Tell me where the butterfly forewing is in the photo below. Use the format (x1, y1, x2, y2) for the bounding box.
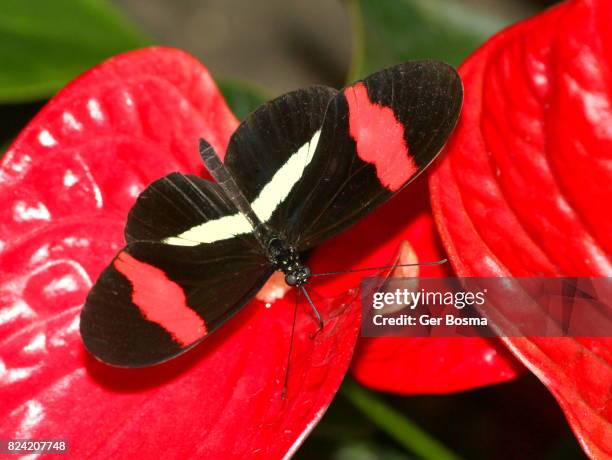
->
(81, 241, 271, 366)
(81, 172, 272, 367)
(291, 60, 463, 249)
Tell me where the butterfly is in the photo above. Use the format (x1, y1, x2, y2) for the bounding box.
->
(80, 60, 463, 367)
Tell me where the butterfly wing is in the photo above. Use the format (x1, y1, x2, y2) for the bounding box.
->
(223, 85, 338, 240)
(81, 61, 461, 365)
(222, 61, 462, 250)
(80, 173, 272, 367)
(292, 60, 463, 249)
(124, 172, 259, 246)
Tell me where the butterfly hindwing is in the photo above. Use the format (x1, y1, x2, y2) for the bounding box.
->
(125, 172, 257, 246)
(223, 85, 338, 241)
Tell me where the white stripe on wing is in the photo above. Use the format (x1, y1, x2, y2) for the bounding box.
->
(162, 130, 321, 246)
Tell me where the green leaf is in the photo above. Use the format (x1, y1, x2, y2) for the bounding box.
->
(341, 379, 462, 460)
(0, 0, 149, 103)
(346, 0, 515, 80)
(217, 78, 270, 120)
(333, 442, 414, 460)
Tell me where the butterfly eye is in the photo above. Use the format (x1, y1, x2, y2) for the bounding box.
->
(285, 273, 297, 286)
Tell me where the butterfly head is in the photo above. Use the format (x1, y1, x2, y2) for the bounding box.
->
(267, 238, 311, 287)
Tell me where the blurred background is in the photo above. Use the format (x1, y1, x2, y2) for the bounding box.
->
(112, 0, 543, 94)
(0, 0, 585, 458)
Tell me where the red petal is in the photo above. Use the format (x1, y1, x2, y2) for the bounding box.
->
(310, 176, 522, 393)
(0, 47, 360, 458)
(430, 1, 612, 456)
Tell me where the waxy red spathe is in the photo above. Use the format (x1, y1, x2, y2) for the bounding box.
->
(430, 0, 612, 457)
(0, 48, 360, 458)
(0, 47, 513, 457)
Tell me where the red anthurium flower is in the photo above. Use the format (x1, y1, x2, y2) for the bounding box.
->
(0, 47, 361, 459)
(430, 0, 612, 457)
(0, 42, 535, 458)
(0, 43, 528, 460)
(348, 181, 522, 393)
(337, 176, 523, 394)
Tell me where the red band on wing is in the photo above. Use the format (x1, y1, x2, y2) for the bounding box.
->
(344, 83, 416, 191)
(114, 251, 207, 346)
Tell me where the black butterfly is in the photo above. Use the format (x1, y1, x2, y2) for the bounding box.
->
(80, 60, 462, 367)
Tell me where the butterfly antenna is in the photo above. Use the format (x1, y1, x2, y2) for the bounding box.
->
(310, 258, 448, 278)
(199, 139, 271, 246)
(282, 288, 301, 400)
(300, 285, 324, 330)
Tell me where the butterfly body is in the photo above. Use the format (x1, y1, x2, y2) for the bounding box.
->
(200, 138, 312, 287)
(80, 60, 463, 367)
(267, 238, 311, 287)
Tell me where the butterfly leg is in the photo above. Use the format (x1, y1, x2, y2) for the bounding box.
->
(281, 288, 301, 400)
(300, 286, 325, 336)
